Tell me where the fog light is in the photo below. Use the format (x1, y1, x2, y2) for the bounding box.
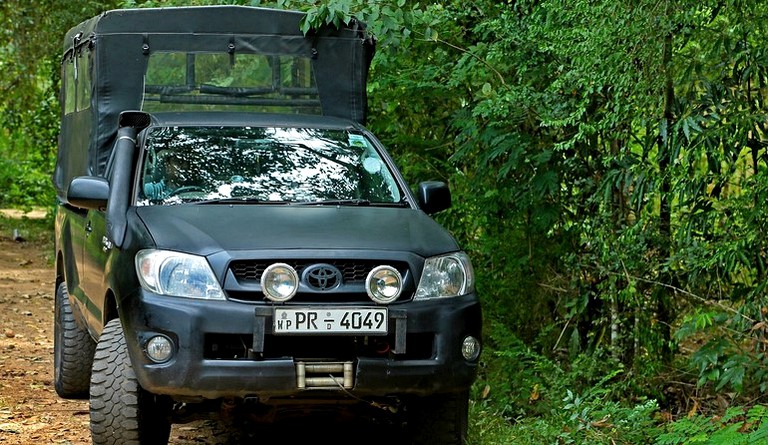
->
(261, 263, 299, 302)
(146, 335, 174, 363)
(365, 265, 403, 304)
(461, 335, 481, 361)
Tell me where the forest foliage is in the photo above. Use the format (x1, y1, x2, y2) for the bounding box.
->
(3, 0, 768, 443)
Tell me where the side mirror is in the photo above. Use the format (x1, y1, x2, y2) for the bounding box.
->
(418, 181, 451, 214)
(67, 176, 110, 210)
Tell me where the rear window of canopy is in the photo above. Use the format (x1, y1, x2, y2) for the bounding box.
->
(143, 52, 320, 114)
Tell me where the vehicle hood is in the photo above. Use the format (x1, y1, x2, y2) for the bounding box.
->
(134, 205, 459, 258)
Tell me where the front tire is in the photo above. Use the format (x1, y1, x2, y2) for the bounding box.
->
(406, 391, 469, 445)
(53, 281, 95, 398)
(90, 318, 172, 445)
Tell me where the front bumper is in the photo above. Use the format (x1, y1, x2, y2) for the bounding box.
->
(121, 291, 482, 400)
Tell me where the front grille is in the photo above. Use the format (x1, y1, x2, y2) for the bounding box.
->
(226, 259, 413, 303)
(230, 259, 405, 284)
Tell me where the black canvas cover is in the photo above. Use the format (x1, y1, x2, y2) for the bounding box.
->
(54, 6, 376, 200)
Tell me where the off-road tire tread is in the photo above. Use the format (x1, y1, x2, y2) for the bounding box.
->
(53, 282, 95, 398)
(89, 318, 171, 445)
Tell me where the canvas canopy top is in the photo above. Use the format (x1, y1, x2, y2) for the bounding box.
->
(54, 5, 375, 200)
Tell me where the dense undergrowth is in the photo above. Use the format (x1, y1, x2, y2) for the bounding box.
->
(468, 332, 768, 444)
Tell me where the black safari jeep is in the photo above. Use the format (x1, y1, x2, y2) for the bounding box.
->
(53, 5, 481, 444)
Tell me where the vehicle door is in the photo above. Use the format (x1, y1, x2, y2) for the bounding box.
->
(79, 206, 110, 334)
(79, 149, 130, 335)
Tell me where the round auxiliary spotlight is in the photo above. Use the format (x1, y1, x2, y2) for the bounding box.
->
(365, 265, 403, 304)
(261, 263, 299, 302)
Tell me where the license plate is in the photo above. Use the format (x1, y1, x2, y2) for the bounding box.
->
(273, 307, 388, 334)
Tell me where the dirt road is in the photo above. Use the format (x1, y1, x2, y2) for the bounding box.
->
(0, 220, 406, 445)
(0, 224, 218, 445)
(0, 225, 91, 444)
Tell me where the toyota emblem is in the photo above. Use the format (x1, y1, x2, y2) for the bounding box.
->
(303, 264, 343, 291)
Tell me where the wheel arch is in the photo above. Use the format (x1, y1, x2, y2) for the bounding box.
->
(55, 249, 66, 288)
(103, 290, 119, 325)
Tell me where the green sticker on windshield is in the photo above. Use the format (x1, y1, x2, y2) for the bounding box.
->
(348, 134, 367, 148)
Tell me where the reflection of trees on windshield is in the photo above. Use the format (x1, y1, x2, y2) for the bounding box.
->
(139, 126, 401, 205)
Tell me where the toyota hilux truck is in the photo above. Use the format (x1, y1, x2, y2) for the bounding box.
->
(52, 5, 482, 445)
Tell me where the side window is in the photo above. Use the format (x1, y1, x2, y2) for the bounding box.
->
(63, 58, 76, 115)
(76, 52, 91, 111)
(62, 48, 92, 115)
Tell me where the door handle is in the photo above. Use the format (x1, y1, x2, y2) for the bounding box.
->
(101, 236, 113, 252)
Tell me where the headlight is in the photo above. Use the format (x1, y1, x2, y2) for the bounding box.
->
(261, 263, 299, 302)
(414, 252, 474, 300)
(366, 265, 403, 304)
(135, 249, 225, 300)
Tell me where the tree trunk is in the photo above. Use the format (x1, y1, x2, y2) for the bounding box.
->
(656, 29, 675, 364)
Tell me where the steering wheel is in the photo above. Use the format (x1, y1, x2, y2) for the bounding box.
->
(169, 186, 205, 196)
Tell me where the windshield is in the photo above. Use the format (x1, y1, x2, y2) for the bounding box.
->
(138, 126, 403, 206)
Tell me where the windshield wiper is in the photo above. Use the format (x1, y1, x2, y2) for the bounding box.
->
(192, 197, 409, 207)
(292, 199, 409, 207)
(192, 197, 289, 205)
(293, 199, 372, 206)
